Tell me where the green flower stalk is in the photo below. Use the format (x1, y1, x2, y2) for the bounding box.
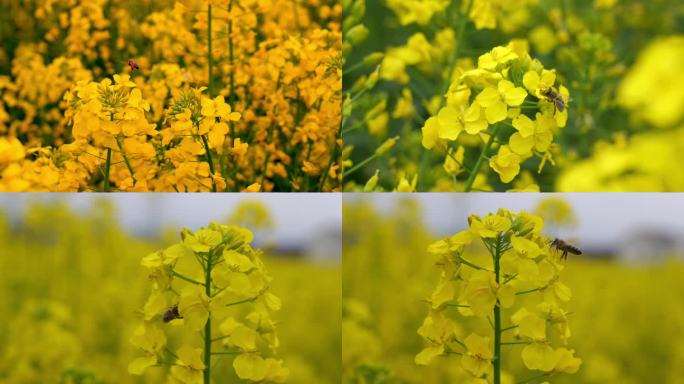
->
(130, 222, 288, 383)
(416, 209, 581, 383)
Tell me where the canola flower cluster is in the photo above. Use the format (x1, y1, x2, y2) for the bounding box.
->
(342, 199, 684, 383)
(132, 222, 287, 383)
(0, 0, 341, 191)
(417, 210, 580, 382)
(421, 43, 569, 191)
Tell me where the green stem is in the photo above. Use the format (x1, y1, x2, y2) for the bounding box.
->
(503, 273, 518, 284)
(211, 335, 230, 343)
(172, 271, 203, 286)
(200, 134, 217, 192)
(203, 251, 213, 384)
(344, 60, 365, 75)
(518, 372, 551, 384)
(340, 120, 365, 135)
(344, 153, 377, 178)
(225, 297, 257, 307)
(349, 87, 368, 104)
(463, 124, 500, 192)
(493, 235, 502, 384)
(516, 287, 543, 296)
(116, 137, 137, 184)
(227, 0, 236, 137)
(501, 325, 519, 332)
(207, 3, 213, 97)
(501, 341, 530, 345)
(458, 256, 489, 272)
(259, 122, 277, 190)
(103, 148, 112, 192)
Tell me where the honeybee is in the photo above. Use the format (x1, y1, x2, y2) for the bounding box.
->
(550, 238, 582, 260)
(162, 304, 182, 323)
(540, 88, 566, 112)
(127, 59, 140, 71)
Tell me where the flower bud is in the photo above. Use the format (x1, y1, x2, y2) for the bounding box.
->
(343, 95, 352, 118)
(346, 25, 369, 46)
(362, 52, 384, 68)
(363, 170, 380, 192)
(375, 136, 399, 156)
(365, 69, 379, 90)
(351, 0, 365, 20)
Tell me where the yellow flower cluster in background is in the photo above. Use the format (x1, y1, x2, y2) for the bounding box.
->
(557, 36, 684, 191)
(0, 0, 341, 191)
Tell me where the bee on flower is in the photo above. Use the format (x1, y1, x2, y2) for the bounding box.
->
(417, 209, 581, 382)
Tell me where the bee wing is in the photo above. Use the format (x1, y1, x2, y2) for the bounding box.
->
(555, 99, 565, 112)
(566, 236, 582, 254)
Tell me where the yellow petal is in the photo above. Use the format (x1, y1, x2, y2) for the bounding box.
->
(464, 118, 488, 135)
(504, 86, 528, 106)
(431, 279, 455, 308)
(475, 87, 500, 107)
(512, 115, 535, 137)
(223, 250, 255, 272)
(437, 106, 463, 140)
(539, 70, 556, 88)
(534, 130, 553, 152)
(421, 116, 440, 149)
(522, 343, 559, 372)
(509, 133, 534, 156)
(200, 98, 215, 117)
(523, 71, 540, 93)
(265, 292, 282, 311)
(519, 313, 546, 340)
(128, 355, 157, 375)
(484, 101, 507, 124)
(177, 345, 205, 370)
(415, 345, 444, 365)
(233, 353, 267, 381)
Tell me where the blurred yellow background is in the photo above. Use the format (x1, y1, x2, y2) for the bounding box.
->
(343, 194, 684, 384)
(0, 194, 341, 383)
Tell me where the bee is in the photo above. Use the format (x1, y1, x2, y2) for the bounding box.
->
(162, 304, 182, 323)
(550, 238, 582, 260)
(127, 59, 140, 71)
(540, 87, 566, 113)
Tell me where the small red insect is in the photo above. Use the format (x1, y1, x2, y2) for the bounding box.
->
(127, 59, 140, 71)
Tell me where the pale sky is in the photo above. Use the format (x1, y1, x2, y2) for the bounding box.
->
(344, 193, 684, 249)
(0, 193, 341, 246)
(4, 193, 684, 250)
